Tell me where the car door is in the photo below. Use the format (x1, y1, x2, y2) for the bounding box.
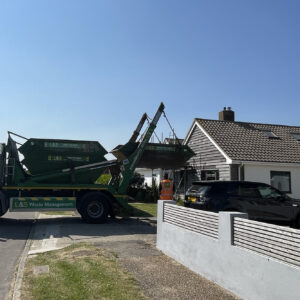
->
(224, 182, 263, 218)
(222, 182, 258, 217)
(256, 184, 294, 221)
(208, 182, 228, 211)
(237, 182, 264, 218)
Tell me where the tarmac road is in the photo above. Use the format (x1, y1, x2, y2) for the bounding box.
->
(0, 212, 36, 300)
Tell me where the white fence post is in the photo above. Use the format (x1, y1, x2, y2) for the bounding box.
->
(157, 200, 176, 249)
(218, 212, 248, 245)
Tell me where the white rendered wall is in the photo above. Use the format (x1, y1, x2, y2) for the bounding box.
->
(157, 201, 300, 300)
(244, 164, 300, 198)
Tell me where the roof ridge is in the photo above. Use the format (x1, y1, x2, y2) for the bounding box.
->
(195, 118, 300, 128)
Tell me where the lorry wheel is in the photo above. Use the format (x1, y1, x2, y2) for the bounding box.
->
(79, 192, 109, 224)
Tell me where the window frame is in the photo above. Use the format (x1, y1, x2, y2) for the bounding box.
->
(262, 130, 278, 139)
(270, 171, 291, 194)
(200, 169, 219, 181)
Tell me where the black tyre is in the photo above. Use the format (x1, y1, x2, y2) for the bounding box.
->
(79, 192, 109, 224)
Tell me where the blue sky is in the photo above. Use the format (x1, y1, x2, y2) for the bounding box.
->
(1, 1, 300, 154)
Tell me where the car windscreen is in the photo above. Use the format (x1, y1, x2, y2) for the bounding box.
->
(187, 185, 211, 196)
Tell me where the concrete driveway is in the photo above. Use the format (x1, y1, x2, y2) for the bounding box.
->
(24, 214, 238, 300)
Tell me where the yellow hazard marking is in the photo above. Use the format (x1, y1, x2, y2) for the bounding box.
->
(31, 198, 38, 201)
(56, 197, 63, 201)
(18, 198, 25, 201)
(44, 197, 51, 201)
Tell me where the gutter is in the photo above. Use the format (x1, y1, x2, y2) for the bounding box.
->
(231, 160, 300, 167)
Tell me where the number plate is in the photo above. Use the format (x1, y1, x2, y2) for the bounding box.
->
(188, 196, 197, 202)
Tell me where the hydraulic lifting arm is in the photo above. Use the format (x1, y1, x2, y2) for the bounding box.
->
(129, 113, 147, 143)
(117, 102, 165, 194)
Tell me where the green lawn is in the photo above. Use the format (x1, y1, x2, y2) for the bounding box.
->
(176, 199, 184, 206)
(129, 203, 157, 217)
(22, 243, 146, 300)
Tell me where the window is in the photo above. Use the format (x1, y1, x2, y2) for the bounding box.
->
(187, 185, 211, 196)
(227, 183, 260, 197)
(257, 185, 283, 199)
(270, 171, 291, 193)
(238, 184, 260, 198)
(291, 133, 300, 141)
(263, 130, 278, 139)
(201, 170, 219, 181)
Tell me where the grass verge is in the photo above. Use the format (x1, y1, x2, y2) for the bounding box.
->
(22, 243, 146, 300)
(129, 203, 157, 217)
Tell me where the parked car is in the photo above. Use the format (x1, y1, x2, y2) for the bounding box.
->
(184, 181, 300, 228)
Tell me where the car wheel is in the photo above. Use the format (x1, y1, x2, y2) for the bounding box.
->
(80, 192, 109, 224)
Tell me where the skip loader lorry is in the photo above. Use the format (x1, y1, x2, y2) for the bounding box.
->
(0, 103, 194, 223)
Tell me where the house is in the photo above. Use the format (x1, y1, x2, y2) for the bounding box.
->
(163, 138, 184, 145)
(183, 107, 300, 199)
(136, 138, 184, 187)
(134, 168, 163, 187)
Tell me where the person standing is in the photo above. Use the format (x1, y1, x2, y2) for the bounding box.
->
(159, 173, 174, 200)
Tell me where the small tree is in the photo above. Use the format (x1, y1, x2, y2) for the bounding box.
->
(150, 177, 159, 202)
(127, 173, 145, 200)
(129, 173, 145, 188)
